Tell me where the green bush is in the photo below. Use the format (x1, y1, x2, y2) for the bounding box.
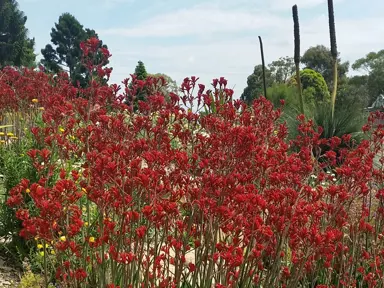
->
(18, 261, 55, 288)
(0, 130, 39, 264)
(288, 68, 330, 107)
(18, 271, 44, 288)
(313, 100, 367, 141)
(266, 83, 299, 108)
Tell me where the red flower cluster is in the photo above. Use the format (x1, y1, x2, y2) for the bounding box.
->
(3, 38, 384, 287)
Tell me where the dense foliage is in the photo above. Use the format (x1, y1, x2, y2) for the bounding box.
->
(352, 50, 384, 105)
(240, 65, 273, 105)
(40, 13, 109, 88)
(0, 0, 35, 68)
(296, 69, 330, 105)
(301, 45, 349, 89)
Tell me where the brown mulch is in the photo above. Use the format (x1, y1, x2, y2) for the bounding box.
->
(0, 254, 19, 287)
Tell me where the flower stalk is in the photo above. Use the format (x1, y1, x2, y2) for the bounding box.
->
(258, 36, 267, 98)
(292, 4, 305, 115)
(328, 0, 338, 120)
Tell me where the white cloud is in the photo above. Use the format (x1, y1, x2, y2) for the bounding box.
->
(100, 8, 287, 38)
(100, 1, 384, 98)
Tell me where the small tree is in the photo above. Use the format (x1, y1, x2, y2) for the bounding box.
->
(134, 60, 148, 104)
(148, 73, 179, 100)
(134, 61, 147, 81)
(268, 56, 295, 84)
(125, 61, 149, 111)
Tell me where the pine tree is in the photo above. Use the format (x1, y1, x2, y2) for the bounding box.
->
(134, 61, 148, 80)
(0, 0, 36, 68)
(40, 13, 109, 87)
(125, 61, 149, 110)
(133, 61, 148, 108)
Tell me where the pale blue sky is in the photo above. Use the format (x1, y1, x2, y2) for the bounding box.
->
(19, 0, 384, 96)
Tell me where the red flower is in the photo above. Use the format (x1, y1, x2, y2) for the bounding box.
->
(136, 226, 147, 239)
(74, 268, 87, 281)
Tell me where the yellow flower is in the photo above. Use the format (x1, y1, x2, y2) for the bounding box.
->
(32, 98, 39, 103)
(39, 251, 44, 256)
(6, 132, 14, 136)
(274, 130, 278, 135)
(59, 128, 65, 133)
(34, 236, 39, 241)
(89, 237, 95, 243)
(0, 140, 5, 144)
(60, 236, 66, 242)
(10, 136, 18, 140)
(70, 135, 76, 140)
(39, 107, 44, 111)
(0, 132, 4, 136)
(37, 243, 49, 249)
(84, 222, 89, 227)
(81, 188, 87, 194)
(82, 207, 86, 212)
(51, 250, 55, 255)
(25, 189, 30, 193)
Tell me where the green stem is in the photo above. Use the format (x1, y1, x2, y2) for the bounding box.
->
(295, 65, 304, 115)
(43, 240, 48, 288)
(99, 213, 106, 287)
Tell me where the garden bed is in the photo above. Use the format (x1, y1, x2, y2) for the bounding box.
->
(0, 253, 20, 287)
